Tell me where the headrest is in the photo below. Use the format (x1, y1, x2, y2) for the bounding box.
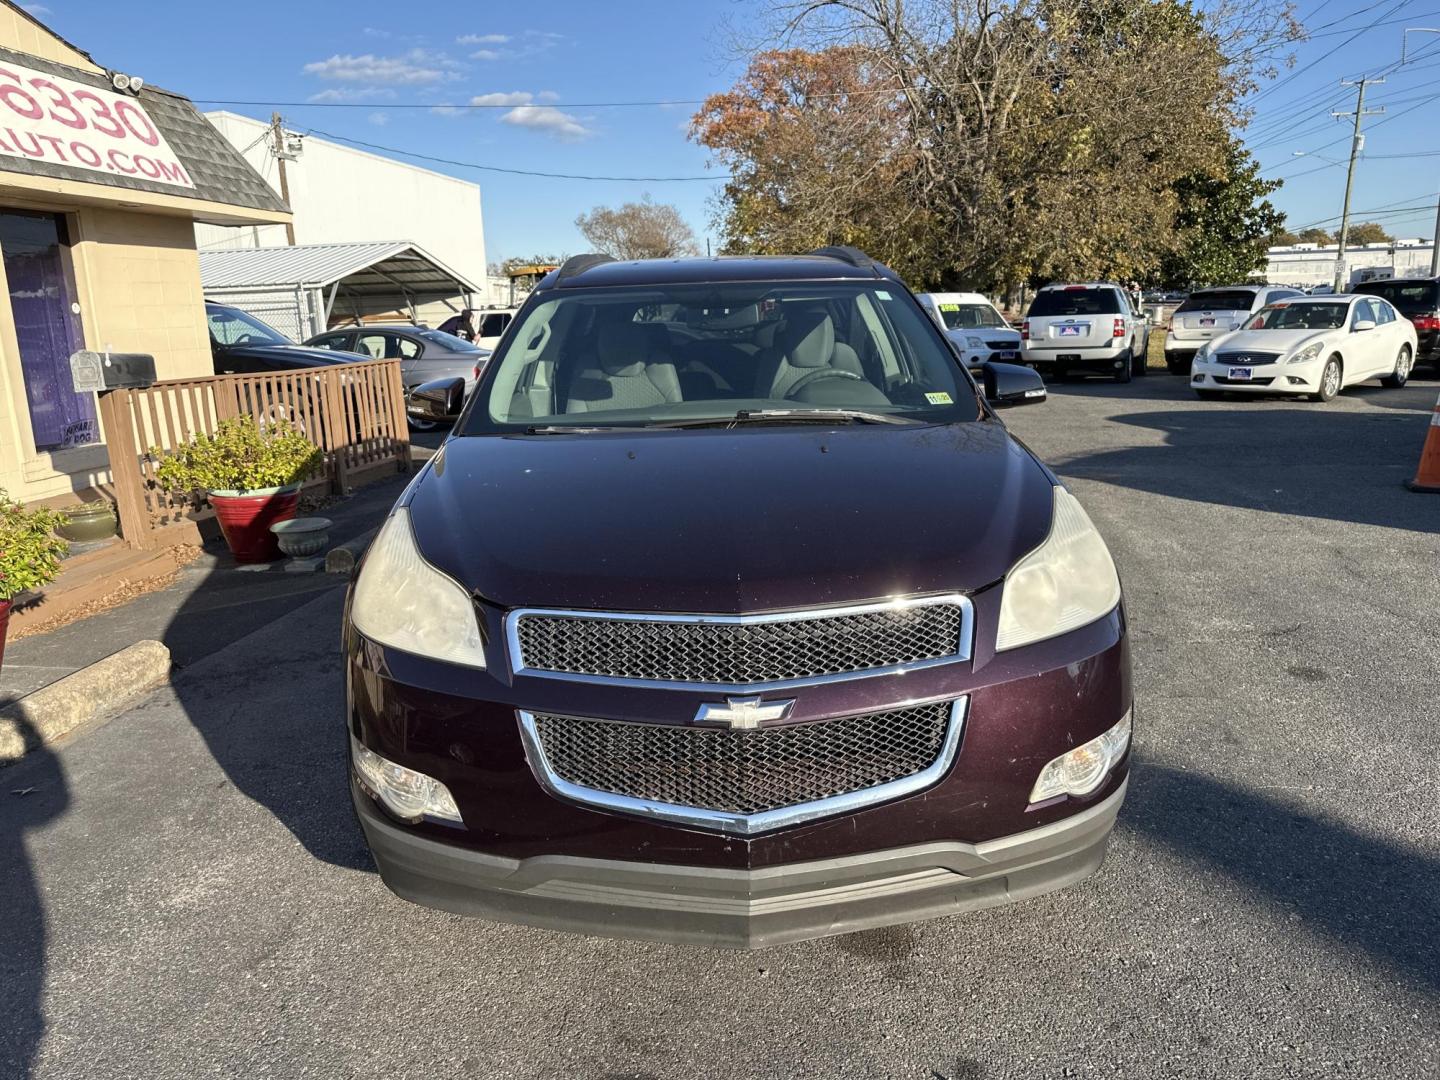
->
(596, 321, 649, 376)
(781, 309, 835, 368)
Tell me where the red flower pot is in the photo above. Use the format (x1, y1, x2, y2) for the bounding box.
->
(0, 598, 9, 674)
(209, 486, 301, 563)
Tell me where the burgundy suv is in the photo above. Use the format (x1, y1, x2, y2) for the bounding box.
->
(344, 249, 1132, 948)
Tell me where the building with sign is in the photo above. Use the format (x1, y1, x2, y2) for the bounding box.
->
(1263, 237, 1436, 289)
(0, 2, 289, 506)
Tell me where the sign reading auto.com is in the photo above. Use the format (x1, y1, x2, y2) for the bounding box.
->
(0, 62, 194, 189)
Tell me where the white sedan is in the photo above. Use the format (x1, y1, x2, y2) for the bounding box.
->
(1191, 294, 1417, 403)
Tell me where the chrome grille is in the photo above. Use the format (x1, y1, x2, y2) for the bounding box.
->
(507, 596, 971, 689)
(522, 700, 963, 833)
(1215, 351, 1282, 365)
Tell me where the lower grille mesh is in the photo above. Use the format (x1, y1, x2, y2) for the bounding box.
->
(530, 701, 954, 816)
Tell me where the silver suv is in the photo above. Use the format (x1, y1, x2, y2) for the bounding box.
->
(1164, 285, 1302, 373)
(1020, 283, 1150, 383)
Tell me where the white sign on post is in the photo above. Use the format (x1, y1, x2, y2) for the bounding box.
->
(0, 61, 194, 189)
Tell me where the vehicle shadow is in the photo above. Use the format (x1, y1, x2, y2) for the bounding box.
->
(1045, 401, 1438, 534)
(0, 719, 69, 1079)
(1124, 759, 1440, 994)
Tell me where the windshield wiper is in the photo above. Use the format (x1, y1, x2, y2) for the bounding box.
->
(655, 408, 923, 429)
(524, 424, 638, 435)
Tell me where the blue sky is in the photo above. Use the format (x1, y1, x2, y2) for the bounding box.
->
(25, 0, 1440, 262)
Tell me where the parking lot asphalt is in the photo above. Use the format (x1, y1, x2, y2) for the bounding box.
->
(3, 372, 1438, 1079)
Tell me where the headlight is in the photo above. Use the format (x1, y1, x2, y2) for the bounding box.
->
(1287, 340, 1324, 364)
(966, 335, 985, 348)
(1195, 341, 1213, 362)
(996, 486, 1121, 651)
(350, 507, 486, 668)
(352, 736, 463, 823)
(1030, 710, 1131, 803)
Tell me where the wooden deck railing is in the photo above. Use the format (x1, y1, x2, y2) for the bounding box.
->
(99, 359, 410, 549)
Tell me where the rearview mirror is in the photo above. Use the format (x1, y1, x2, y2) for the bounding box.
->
(407, 377, 465, 422)
(1352, 319, 1376, 332)
(982, 361, 1046, 408)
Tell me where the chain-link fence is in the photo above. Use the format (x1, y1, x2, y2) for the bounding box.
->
(204, 287, 323, 342)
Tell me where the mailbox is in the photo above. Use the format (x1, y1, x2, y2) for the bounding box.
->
(70, 350, 157, 393)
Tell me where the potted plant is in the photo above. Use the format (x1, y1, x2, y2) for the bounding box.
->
(152, 416, 321, 563)
(0, 491, 69, 673)
(56, 498, 118, 542)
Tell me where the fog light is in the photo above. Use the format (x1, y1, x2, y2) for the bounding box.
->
(1030, 710, 1131, 803)
(352, 736, 463, 824)
(1287, 376, 1305, 385)
(1192, 373, 1204, 383)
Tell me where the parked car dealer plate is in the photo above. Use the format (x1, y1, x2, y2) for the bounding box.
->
(1200, 317, 1216, 326)
(1229, 367, 1253, 381)
(1058, 323, 1085, 337)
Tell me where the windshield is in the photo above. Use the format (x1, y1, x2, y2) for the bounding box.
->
(1027, 288, 1120, 316)
(1355, 280, 1440, 314)
(1177, 290, 1257, 313)
(462, 282, 980, 432)
(936, 302, 1006, 330)
(417, 329, 485, 352)
(206, 305, 291, 346)
(1243, 302, 1349, 331)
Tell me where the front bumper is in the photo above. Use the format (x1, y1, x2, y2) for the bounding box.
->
(1191, 357, 1318, 394)
(356, 774, 1126, 948)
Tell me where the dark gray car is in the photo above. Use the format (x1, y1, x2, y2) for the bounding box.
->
(305, 324, 490, 430)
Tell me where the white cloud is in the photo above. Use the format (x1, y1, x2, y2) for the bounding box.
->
(458, 33, 509, 45)
(501, 104, 591, 140)
(361, 27, 391, 38)
(470, 91, 534, 107)
(303, 49, 461, 85)
(22, 4, 50, 14)
(368, 111, 389, 126)
(307, 86, 396, 103)
(470, 49, 502, 61)
(537, 90, 559, 102)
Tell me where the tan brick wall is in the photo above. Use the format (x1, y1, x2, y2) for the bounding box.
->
(0, 206, 211, 505)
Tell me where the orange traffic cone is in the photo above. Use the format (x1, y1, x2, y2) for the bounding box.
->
(1409, 391, 1440, 493)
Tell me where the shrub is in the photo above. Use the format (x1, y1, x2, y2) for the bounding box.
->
(0, 490, 70, 601)
(151, 416, 321, 496)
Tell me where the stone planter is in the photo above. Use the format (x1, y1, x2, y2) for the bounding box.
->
(209, 485, 301, 563)
(270, 517, 333, 558)
(56, 500, 118, 542)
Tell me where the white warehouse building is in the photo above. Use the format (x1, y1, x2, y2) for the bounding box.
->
(195, 112, 508, 327)
(1264, 237, 1436, 288)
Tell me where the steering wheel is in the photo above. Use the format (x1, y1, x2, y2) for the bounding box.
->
(785, 368, 865, 397)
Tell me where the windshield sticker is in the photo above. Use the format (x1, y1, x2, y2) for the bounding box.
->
(939, 303, 960, 311)
(876, 291, 893, 301)
(925, 391, 954, 405)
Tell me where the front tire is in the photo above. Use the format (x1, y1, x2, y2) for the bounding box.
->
(1382, 345, 1412, 389)
(1310, 356, 1342, 402)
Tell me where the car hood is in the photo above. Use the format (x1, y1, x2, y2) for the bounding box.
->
(1206, 328, 1325, 356)
(947, 328, 1021, 345)
(219, 343, 370, 364)
(407, 422, 1055, 612)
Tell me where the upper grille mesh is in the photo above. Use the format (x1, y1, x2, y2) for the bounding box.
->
(1214, 351, 1282, 365)
(531, 701, 954, 816)
(512, 600, 968, 686)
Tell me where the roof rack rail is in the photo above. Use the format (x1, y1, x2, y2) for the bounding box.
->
(808, 245, 877, 269)
(555, 253, 616, 282)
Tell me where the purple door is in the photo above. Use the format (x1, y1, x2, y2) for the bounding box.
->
(1, 211, 95, 452)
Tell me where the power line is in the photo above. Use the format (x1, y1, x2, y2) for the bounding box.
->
(301, 126, 730, 182)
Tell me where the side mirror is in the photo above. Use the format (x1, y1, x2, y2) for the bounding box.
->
(1352, 319, 1376, 332)
(407, 377, 465, 421)
(982, 361, 1046, 408)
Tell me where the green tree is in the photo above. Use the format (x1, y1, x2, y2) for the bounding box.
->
(1297, 228, 1333, 245)
(1157, 141, 1285, 288)
(1346, 222, 1392, 245)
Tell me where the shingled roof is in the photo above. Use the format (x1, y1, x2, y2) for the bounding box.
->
(0, 42, 288, 218)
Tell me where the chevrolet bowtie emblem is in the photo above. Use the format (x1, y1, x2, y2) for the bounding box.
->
(694, 696, 795, 731)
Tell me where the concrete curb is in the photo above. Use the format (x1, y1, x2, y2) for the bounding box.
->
(325, 526, 378, 575)
(0, 640, 171, 763)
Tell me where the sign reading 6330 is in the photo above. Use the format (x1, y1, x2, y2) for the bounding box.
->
(0, 62, 193, 188)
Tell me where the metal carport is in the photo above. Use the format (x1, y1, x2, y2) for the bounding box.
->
(199, 240, 479, 340)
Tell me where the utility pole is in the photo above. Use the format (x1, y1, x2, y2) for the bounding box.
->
(271, 112, 296, 246)
(1330, 79, 1384, 292)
